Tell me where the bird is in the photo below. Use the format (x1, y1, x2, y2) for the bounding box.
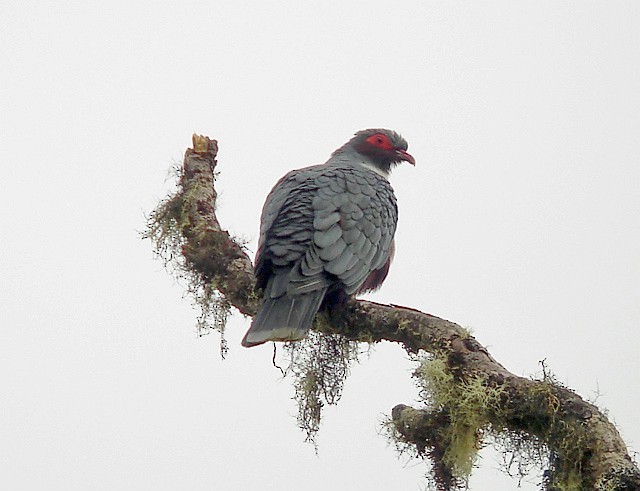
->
(241, 129, 414, 347)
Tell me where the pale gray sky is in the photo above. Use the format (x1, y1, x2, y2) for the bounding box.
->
(1, 1, 639, 489)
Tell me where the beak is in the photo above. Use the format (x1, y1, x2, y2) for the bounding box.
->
(396, 149, 416, 166)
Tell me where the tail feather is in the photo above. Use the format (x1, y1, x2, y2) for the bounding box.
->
(241, 286, 327, 348)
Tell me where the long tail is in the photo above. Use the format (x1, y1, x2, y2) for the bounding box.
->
(241, 285, 327, 348)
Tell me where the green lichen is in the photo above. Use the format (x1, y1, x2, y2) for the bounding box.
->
(414, 353, 505, 482)
(396, 353, 606, 490)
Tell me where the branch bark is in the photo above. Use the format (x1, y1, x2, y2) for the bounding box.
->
(148, 135, 640, 490)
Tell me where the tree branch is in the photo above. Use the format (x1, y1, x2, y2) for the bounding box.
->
(145, 135, 639, 490)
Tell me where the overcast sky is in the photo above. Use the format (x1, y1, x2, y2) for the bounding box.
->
(1, 1, 639, 490)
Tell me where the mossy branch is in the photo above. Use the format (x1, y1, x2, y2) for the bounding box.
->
(144, 135, 639, 490)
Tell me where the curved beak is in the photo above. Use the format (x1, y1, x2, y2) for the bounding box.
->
(396, 149, 416, 166)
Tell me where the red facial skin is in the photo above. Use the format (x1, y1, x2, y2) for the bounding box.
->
(365, 133, 395, 151)
(363, 133, 415, 166)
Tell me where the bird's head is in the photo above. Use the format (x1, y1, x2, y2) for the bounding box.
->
(339, 128, 415, 175)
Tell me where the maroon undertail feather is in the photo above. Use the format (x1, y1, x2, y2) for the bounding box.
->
(358, 241, 395, 294)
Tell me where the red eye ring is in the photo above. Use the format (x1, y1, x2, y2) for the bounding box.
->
(366, 134, 393, 150)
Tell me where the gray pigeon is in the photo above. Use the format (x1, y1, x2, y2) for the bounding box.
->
(241, 129, 414, 347)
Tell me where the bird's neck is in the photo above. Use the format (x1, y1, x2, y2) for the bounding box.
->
(327, 148, 391, 179)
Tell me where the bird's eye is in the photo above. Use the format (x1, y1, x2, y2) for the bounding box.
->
(376, 137, 384, 144)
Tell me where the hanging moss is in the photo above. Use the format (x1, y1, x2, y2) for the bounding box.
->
(284, 329, 361, 447)
(142, 164, 231, 357)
